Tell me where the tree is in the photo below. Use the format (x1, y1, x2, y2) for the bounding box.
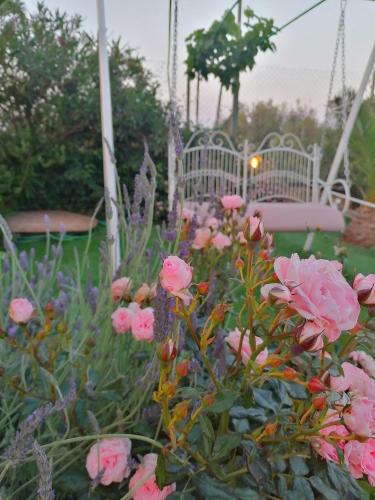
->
(0, 0, 167, 214)
(185, 6, 276, 136)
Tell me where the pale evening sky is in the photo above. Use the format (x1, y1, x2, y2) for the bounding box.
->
(24, 0, 375, 123)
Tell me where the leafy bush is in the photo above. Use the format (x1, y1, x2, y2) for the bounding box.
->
(0, 1, 167, 214)
(0, 172, 375, 498)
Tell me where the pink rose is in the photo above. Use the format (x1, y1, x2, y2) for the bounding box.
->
(9, 298, 34, 324)
(160, 256, 193, 305)
(330, 362, 375, 400)
(134, 283, 156, 304)
(211, 232, 232, 251)
(181, 207, 194, 222)
(226, 328, 268, 365)
(350, 351, 375, 378)
(261, 283, 292, 305)
(112, 307, 132, 335)
(129, 453, 176, 500)
(221, 195, 244, 210)
(296, 321, 324, 352)
(312, 409, 349, 463)
(112, 277, 132, 302)
(344, 440, 365, 479)
(361, 439, 375, 486)
(353, 273, 375, 306)
(192, 228, 211, 250)
(343, 397, 375, 438)
(86, 437, 132, 486)
(248, 216, 264, 241)
(131, 307, 155, 342)
(204, 216, 220, 230)
(269, 254, 360, 341)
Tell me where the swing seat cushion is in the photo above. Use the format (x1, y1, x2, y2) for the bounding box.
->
(184, 202, 345, 233)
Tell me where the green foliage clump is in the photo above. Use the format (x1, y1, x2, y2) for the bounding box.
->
(0, 0, 167, 214)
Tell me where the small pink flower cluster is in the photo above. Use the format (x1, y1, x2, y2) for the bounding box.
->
(9, 298, 34, 324)
(314, 360, 375, 485)
(226, 328, 268, 366)
(86, 439, 175, 498)
(262, 253, 360, 344)
(111, 277, 156, 341)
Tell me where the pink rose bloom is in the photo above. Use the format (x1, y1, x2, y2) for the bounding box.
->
(129, 453, 176, 500)
(181, 207, 194, 222)
(160, 256, 193, 305)
(211, 232, 232, 251)
(353, 273, 375, 306)
(361, 439, 375, 486)
(204, 216, 220, 230)
(131, 307, 155, 342)
(330, 362, 375, 400)
(221, 194, 244, 210)
(269, 254, 360, 342)
(112, 277, 132, 302)
(344, 440, 365, 479)
(261, 283, 292, 305)
(9, 298, 34, 324)
(350, 351, 375, 378)
(225, 328, 268, 365)
(312, 409, 349, 463)
(248, 216, 264, 241)
(192, 227, 211, 250)
(344, 397, 375, 438)
(86, 437, 132, 486)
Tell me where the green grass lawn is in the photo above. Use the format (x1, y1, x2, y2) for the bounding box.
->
(14, 223, 374, 282)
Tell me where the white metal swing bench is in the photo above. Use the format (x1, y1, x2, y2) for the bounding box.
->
(171, 130, 348, 244)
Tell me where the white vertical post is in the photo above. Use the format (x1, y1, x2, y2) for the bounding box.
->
(321, 41, 375, 206)
(97, 0, 120, 273)
(312, 144, 320, 203)
(242, 140, 248, 201)
(168, 129, 176, 210)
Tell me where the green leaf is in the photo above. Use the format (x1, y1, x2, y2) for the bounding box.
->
(292, 477, 315, 500)
(194, 474, 234, 499)
(199, 415, 215, 457)
(208, 389, 240, 413)
(285, 382, 308, 400)
(212, 432, 241, 461)
(289, 456, 309, 476)
(155, 453, 169, 489)
(252, 388, 278, 412)
(308, 476, 340, 500)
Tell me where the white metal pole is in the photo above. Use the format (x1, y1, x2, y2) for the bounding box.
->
(96, 0, 120, 273)
(321, 41, 375, 205)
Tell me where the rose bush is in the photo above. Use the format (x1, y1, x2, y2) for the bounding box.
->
(0, 160, 374, 498)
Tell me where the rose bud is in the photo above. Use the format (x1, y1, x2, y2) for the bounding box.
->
(157, 339, 177, 363)
(248, 216, 264, 242)
(264, 422, 278, 436)
(259, 250, 269, 261)
(262, 232, 274, 250)
(266, 355, 284, 368)
(235, 258, 245, 270)
(211, 303, 228, 324)
(176, 360, 189, 377)
(261, 283, 292, 306)
(295, 321, 324, 352)
(202, 394, 215, 407)
(197, 281, 209, 296)
(283, 367, 298, 381)
(312, 396, 326, 410)
(352, 274, 375, 306)
(307, 377, 326, 394)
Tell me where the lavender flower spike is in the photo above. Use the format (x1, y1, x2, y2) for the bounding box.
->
(33, 440, 55, 500)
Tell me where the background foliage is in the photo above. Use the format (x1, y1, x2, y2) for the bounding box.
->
(0, 0, 168, 214)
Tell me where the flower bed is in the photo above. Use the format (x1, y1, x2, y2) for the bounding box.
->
(0, 162, 374, 499)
